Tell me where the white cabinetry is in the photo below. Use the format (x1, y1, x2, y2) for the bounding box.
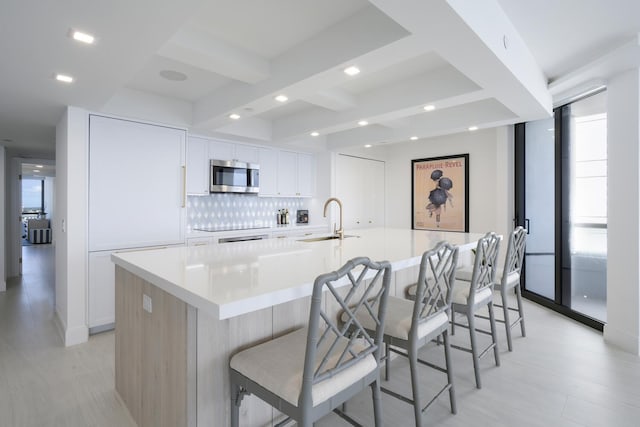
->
(336, 154, 385, 229)
(275, 150, 315, 197)
(89, 115, 186, 251)
(187, 137, 209, 195)
(88, 115, 186, 331)
(296, 152, 314, 197)
(258, 148, 278, 196)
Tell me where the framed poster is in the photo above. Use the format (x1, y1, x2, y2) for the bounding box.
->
(412, 154, 469, 232)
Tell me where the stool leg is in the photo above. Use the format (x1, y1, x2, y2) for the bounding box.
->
(443, 330, 457, 414)
(467, 311, 482, 389)
(408, 344, 423, 427)
(488, 301, 501, 367)
(371, 379, 383, 427)
(230, 383, 241, 427)
(501, 287, 514, 352)
(515, 285, 526, 337)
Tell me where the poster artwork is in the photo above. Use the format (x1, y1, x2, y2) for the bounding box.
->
(412, 154, 468, 232)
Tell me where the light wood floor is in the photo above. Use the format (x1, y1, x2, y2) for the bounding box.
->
(2, 245, 639, 426)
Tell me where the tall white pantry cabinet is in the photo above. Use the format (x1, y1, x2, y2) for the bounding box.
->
(87, 115, 186, 331)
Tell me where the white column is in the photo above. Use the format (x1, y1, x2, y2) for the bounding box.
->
(604, 68, 640, 354)
(55, 106, 89, 346)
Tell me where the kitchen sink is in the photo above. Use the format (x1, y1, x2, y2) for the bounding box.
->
(298, 234, 359, 242)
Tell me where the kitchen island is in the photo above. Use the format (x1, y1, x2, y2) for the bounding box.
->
(111, 227, 485, 427)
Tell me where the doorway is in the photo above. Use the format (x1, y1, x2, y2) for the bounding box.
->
(515, 90, 607, 329)
(17, 161, 55, 281)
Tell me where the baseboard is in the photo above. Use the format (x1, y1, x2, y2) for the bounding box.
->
(54, 310, 89, 347)
(603, 323, 640, 355)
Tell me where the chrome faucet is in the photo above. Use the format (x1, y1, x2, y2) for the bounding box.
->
(323, 197, 344, 240)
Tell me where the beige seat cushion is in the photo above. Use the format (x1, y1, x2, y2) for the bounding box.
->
(451, 281, 493, 306)
(341, 296, 449, 341)
(456, 267, 520, 291)
(230, 327, 377, 407)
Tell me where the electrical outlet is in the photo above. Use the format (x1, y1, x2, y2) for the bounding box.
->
(143, 294, 152, 313)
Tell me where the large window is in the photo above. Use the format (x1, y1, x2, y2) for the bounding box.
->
(22, 178, 44, 212)
(515, 89, 607, 329)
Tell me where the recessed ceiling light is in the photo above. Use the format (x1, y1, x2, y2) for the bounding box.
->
(159, 70, 188, 81)
(35, 165, 44, 168)
(310, 131, 319, 137)
(55, 74, 74, 83)
(71, 30, 95, 44)
(229, 113, 241, 120)
(364, 144, 372, 148)
(410, 136, 418, 141)
(358, 120, 369, 126)
(547, 128, 555, 132)
(33, 170, 40, 173)
(275, 95, 288, 103)
(424, 105, 436, 111)
(468, 126, 479, 131)
(344, 66, 360, 76)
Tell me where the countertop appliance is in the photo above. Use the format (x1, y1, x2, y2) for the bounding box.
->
(296, 210, 309, 224)
(210, 159, 259, 194)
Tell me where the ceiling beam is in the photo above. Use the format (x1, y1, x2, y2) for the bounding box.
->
(158, 27, 270, 84)
(192, 5, 410, 128)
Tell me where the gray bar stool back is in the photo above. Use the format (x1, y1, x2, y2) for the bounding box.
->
(495, 226, 527, 350)
(229, 257, 392, 427)
(450, 231, 501, 389)
(354, 241, 459, 426)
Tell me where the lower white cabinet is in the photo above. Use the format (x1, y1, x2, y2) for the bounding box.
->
(88, 251, 116, 330)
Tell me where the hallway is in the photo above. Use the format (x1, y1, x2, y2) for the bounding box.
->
(0, 245, 135, 427)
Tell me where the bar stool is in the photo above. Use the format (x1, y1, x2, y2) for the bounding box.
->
(456, 227, 527, 351)
(229, 257, 392, 427)
(449, 232, 501, 389)
(347, 241, 459, 426)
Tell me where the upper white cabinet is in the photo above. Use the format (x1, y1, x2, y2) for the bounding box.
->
(296, 152, 314, 197)
(336, 154, 385, 229)
(275, 150, 315, 197)
(186, 136, 314, 198)
(88, 115, 186, 251)
(187, 137, 209, 195)
(234, 144, 259, 164)
(258, 147, 278, 196)
(277, 150, 297, 196)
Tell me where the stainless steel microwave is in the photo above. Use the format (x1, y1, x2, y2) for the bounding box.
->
(210, 159, 260, 194)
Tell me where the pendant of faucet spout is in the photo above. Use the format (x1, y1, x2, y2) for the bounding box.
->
(323, 197, 344, 239)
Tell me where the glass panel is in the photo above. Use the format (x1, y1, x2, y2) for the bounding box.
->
(22, 178, 43, 212)
(524, 118, 556, 300)
(568, 91, 607, 321)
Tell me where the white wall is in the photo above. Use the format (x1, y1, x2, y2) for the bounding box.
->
(0, 146, 5, 291)
(55, 106, 89, 346)
(44, 177, 55, 243)
(378, 127, 513, 237)
(604, 67, 640, 354)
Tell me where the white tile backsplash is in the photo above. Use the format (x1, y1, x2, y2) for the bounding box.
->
(187, 194, 308, 231)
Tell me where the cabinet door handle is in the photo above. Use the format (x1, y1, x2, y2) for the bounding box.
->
(181, 166, 186, 208)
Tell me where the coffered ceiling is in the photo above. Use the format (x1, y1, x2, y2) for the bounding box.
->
(1, 0, 638, 156)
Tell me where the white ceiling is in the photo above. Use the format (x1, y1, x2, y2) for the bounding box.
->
(1, 0, 639, 157)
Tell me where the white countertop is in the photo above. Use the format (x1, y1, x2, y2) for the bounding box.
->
(112, 228, 485, 320)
